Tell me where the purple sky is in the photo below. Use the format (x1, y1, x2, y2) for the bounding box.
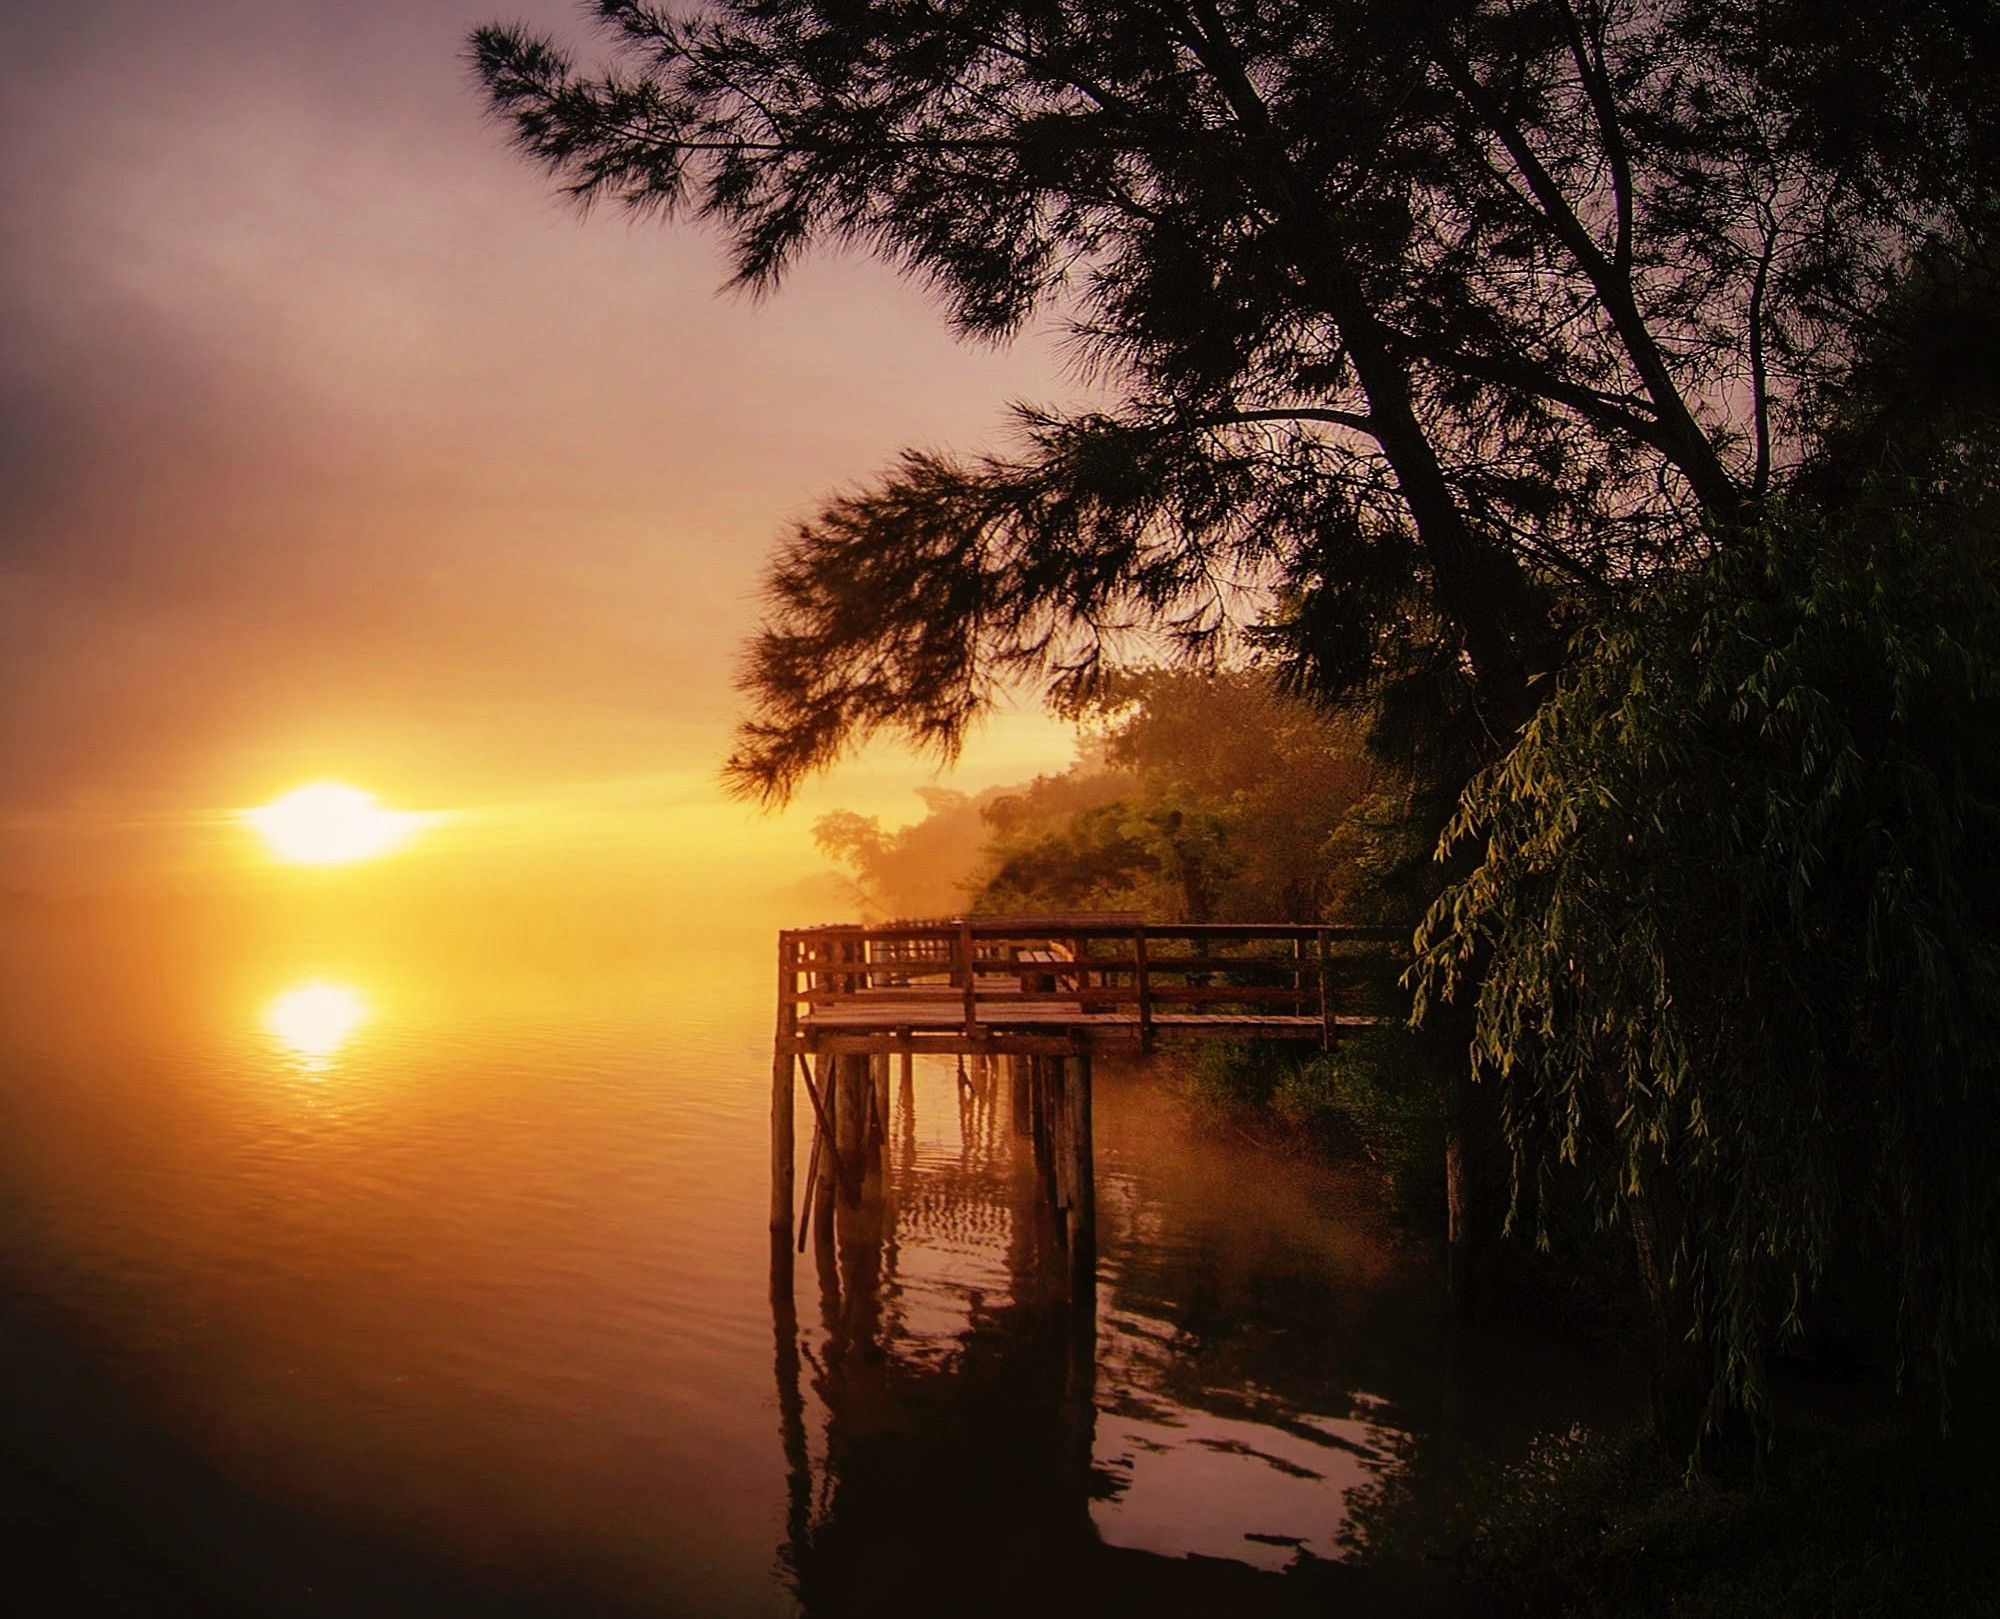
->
(0, 0, 1081, 893)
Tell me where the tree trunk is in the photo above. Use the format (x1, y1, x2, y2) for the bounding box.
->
(1183, 26, 1548, 1321)
(1438, 996, 1503, 1323)
(1627, 1151, 1753, 1469)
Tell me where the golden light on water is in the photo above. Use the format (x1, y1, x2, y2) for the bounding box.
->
(244, 782, 431, 865)
(265, 980, 369, 1060)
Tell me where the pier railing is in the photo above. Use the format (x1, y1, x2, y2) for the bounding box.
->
(776, 918, 1404, 1049)
(769, 915, 1409, 1261)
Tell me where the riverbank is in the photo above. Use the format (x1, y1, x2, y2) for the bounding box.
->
(1175, 1061, 2000, 1617)
(1469, 1396, 2000, 1617)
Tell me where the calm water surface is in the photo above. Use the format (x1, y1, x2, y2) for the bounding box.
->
(0, 910, 1617, 1616)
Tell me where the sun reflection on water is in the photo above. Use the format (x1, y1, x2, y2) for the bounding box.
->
(264, 979, 369, 1066)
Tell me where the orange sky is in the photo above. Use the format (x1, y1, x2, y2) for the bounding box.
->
(0, 0, 1086, 900)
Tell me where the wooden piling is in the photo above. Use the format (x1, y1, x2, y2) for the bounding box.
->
(812, 1050, 838, 1237)
(835, 1053, 869, 1205)
(871, 1053, 891, 1146)
(1047, 1056, 1072, 1221)
(771, 932, 797, 1250)
(1064, 1052, 1096, 1283)
(897, 1049, 916, 1165)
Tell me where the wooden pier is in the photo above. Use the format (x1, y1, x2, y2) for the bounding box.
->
(769, 916, 1398, 1276)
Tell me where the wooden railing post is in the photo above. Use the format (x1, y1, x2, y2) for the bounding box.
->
(1134, 924, 1152, 1047)
(959, 920, 978, 1039)
(1318, 927, 1334, 1048)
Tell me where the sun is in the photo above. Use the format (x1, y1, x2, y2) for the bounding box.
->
(244, 782, 430, 865)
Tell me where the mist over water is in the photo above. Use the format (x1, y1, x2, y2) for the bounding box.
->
(0, 902, 1619, 1615)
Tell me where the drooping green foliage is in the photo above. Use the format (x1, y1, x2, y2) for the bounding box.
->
(1413, 262, 2000, 1436)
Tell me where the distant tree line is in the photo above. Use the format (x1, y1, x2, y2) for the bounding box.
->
(812, 667, 1372, 924)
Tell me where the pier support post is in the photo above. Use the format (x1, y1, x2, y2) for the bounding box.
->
(770, 935, 797, 1269)
(771, 1043, 795, 1247)
(810, 1053, 842, 1326)
(1064, 1053, 1096, 1289)
(1044, 1057, 1069, 1218)
(1029, 1056, 1052, 1179)
(835, 1053, 869, 1204)
(812, 1051, 839, 1234)
(871, 1054, 891, 1147)
(1061, 1073, 1099, 1500)
(837, 1059, 886, 1353)
(898, 1050, 916, 1165)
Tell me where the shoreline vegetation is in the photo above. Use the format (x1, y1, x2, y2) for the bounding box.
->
(812, 652, 2000, 1614)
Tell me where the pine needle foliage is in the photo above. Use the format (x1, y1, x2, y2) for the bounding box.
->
(471, 1, 1994, 800)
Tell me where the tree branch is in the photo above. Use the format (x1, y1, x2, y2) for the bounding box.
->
(1195, 406, 1376, 434)
(1748, 201, 1779, 499)
(1555, 0, 1634, 276)
(1428, 33, 1745, 521)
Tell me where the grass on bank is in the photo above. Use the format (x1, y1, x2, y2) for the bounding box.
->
(1470, 1401, 1999, 1618)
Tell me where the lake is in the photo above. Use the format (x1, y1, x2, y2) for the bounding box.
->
(0, 907, 1618, 1616)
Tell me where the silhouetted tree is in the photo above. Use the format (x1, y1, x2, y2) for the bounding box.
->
(474, 0, 1993, 792)
(473, 0, 1997, 1354)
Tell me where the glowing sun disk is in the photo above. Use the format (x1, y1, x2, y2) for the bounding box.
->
(245, 782, 429, 865)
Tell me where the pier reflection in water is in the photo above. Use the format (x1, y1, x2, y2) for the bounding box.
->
(0, 921, 1621, 1617)
(771, 1053, 1482, 1619)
